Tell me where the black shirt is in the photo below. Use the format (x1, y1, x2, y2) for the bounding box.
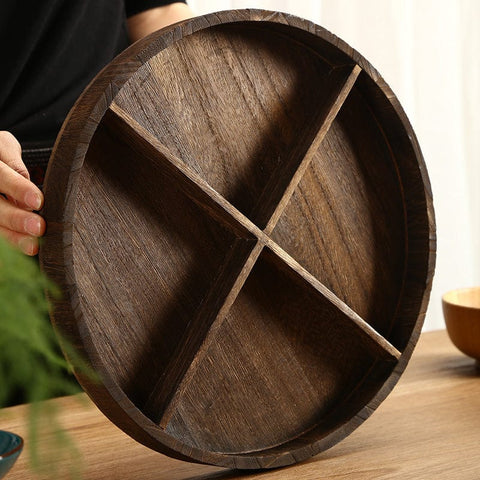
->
(0, 0, 184, 148)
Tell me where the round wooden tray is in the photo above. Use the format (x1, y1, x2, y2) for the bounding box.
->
(40, 9, 436, 469)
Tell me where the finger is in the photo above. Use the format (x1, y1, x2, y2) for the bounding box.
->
(0, 226, 39, 256)
(0, 196, 46, 237)
(0, 131, 42, 209)
(6, 193, 30, 210)
(0, 161, 43, 210)
(0, 131, 29, 179)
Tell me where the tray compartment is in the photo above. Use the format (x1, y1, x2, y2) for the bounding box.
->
(270, 86, 407, 347)
(264, 241, 401, 361)
(72, 116, 255, 408)
(106, 105, 260, 238)
(113, 23, 352, 226)
(143, 241, 264, 425)
(252, 64, 361, 231)
(161, 248, 396, 454)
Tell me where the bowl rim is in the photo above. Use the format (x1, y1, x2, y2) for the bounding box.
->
(0, 430, 24, 460)
(442, 286, 480, 310)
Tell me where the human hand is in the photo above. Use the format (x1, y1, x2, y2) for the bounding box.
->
(0, 131, 46, 255)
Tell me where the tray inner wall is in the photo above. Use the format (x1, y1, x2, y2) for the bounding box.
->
(270, 88, 406, 341)
(165, 249, 381, 454)
(72, 120, 243, 408)
(114, 23, 336, 225)
(64, 18, 425, 461)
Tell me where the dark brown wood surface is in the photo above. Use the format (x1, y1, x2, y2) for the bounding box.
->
(40, 9, 436, 469)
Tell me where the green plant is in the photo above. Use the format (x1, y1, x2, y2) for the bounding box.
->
(0, 237, 85, 478)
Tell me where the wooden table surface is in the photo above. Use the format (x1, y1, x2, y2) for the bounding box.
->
(2, 330, 480, 479)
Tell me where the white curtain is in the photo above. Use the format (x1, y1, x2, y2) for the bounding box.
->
(187, 0, 480, 331)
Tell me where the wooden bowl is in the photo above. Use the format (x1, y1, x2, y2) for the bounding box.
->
(443, 287, 480, 363)
(40, 9, 436, 469)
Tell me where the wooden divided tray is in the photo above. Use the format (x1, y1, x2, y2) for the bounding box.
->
(40, 9, 436, 470)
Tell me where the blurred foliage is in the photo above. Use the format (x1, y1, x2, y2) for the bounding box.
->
(0, 237, 88, 478)
(0, 237, 79, 405)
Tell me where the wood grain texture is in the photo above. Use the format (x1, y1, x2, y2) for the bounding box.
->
(101, 101, 401, 443)
(260, 64, 362, 234)
(270, 88, 407, 343)
(40, 9, 435, 469)
(5, 331, 479, 480)
(148, 240, 264, 428)
(163, 248, 391, 455)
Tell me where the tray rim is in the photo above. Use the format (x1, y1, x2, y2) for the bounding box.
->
(39, 8, 436, 469)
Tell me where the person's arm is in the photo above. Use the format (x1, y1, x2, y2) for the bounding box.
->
(0, 131, 46, 256)
(127, 2, 194, 43)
